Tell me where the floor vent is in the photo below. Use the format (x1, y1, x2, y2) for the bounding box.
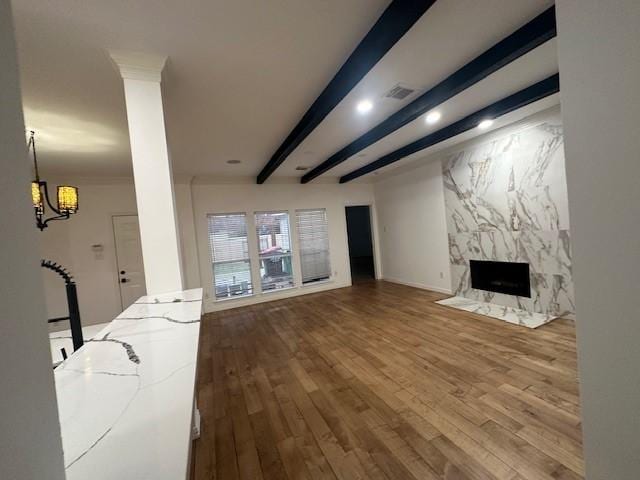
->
(384, 84, 415, 100)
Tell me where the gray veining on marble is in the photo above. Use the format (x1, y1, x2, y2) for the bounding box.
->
(441, 112, 575, 319)
(435, 296, 556, 328)
(54, 288, 203, 480)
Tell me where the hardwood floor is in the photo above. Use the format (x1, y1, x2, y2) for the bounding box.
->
(192, 281, 584, 480)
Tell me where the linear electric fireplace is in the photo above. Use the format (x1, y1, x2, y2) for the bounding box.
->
(470, 260, 531, 297)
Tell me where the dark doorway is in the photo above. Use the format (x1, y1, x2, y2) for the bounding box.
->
(345, 205, 375, 282)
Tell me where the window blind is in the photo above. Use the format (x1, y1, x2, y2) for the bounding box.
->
(208, 213, 252, 299)
(255, 211, 294, 291)
(296, 209, 331, 284)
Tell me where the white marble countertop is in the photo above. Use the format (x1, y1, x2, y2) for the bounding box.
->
(50, 323, 110, 366)
(54, 288, 203, 480)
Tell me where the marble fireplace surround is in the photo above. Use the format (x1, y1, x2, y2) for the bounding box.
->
(439, 108, 575, 325)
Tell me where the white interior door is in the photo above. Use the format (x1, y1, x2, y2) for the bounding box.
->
(113, 215, 146, 310)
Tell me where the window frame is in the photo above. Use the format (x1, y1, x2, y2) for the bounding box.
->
(207, 212, 254, 301)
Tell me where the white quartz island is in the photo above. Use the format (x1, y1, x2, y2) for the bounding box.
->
(54, 288, 203, 480)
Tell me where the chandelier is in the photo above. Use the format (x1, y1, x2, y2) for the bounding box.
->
(28, 131, 79, 230)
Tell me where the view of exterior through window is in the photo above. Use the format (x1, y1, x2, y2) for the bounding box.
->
(208, 209, 331, 299)
(208, 213, 252, 299)
(255, 211, 294, 291)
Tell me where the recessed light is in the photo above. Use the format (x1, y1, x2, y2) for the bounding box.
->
(226, 159, 241, 164)
(425, 111, 441, 125)
(478, 119, 494, 130)
(295, 166, 309, 171)
(356, 99, 373, 114)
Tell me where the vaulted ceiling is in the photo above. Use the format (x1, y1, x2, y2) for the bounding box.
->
(12, 0, 558, 181)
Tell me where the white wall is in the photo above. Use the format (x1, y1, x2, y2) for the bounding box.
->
(373, 160, 451, 293)
(556, 1, 640, 477)
(191, 180, 377, 312)
(38, 177, 375, 319)
(39, 179, 199, 328)
(0, 0, 65, 476)
(39, 181, 138, 327)
(372, 107, 569, 301)
(174, 181, 201, 290)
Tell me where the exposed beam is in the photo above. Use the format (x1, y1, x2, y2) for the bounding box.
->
(302, 6, 556, 183)
(256, 0, 435, 184)
(339, 73, 560, 183)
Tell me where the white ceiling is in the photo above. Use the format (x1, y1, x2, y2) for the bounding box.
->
(12, 0, 558, 181)
(366, 94, 561, 182)
(327, 39, 559, 178)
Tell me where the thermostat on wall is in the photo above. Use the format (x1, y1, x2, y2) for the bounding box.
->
(91, 244, 105, 259)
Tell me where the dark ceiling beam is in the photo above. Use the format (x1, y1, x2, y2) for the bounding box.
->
(302, 6, 556, 184)
(339, 73, 560, 183)
(256, 0, 436, 184)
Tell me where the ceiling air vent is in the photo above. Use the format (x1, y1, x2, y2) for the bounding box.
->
(384, 83, 415, 100)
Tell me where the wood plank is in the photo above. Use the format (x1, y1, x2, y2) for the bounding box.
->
(193, 281, 584, 479)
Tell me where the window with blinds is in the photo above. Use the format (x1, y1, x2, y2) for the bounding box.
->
(208, 213, 253, 299)
(296, 209, 331, 284)
(255, 211, 294, 291)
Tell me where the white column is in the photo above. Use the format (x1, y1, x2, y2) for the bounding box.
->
(556, 1, 640, 478)
(0, 1, 66, 478)
(110, 51, 184, 295)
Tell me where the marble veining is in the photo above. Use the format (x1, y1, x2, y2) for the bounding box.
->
(441, 112, 575, 320)
(50, 323, 109, 366)
(436, 296, 556, 329)
(54, 288, 203, 480)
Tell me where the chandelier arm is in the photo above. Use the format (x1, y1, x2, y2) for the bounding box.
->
(41, 181, 63, 216)
(29, 130, 40, 182)
(42, 213, 71, 228)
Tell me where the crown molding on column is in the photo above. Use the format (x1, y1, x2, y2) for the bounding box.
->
(108, 50, 167, 82)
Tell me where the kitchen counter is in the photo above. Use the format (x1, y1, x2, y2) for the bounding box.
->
(54, 288, 203, 479)
(50, 323, 109, 366)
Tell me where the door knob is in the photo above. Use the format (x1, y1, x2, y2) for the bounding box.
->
(120, 278, 128, 283)
(120, 270, 126, 274)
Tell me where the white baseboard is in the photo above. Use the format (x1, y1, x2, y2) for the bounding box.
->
(203, 277, 454, 313)
(203, 280, 350, 313)
(382, 276, 452, 295)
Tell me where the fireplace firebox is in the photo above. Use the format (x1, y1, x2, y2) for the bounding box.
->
(470, 260, 531, 297)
